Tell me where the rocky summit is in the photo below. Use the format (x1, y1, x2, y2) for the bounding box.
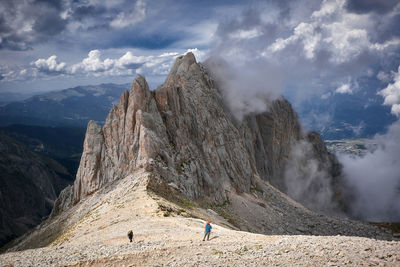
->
(1, 53, 399, 266)
(72, 52, 333, 206)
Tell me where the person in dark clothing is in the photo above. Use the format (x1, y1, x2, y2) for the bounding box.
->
(203, 221, 212, 241)
(127, 229, 133, 242)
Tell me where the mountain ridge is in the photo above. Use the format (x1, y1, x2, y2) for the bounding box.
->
(2, 53, 397, 265)
(0, 83, 129, 127)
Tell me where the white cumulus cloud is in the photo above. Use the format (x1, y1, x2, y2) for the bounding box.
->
(32, 55, 67, 74)
(268, 22, 320, 60)
(71, 50, 152, 76)
(1, 48, 207, 82)
(71, 50, 112, 74)
(378, 65, 400, 117)
(265, 0, 399, 64)
(335, 83, 352, 94)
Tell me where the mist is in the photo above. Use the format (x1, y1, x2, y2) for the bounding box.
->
(205, 58, 284, 120)
(339, 120, 400, 221)
(284, 140, 342, 216)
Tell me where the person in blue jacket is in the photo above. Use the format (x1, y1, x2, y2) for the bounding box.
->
(203, 221, 212, 241)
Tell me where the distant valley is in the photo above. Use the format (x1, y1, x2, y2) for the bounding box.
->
(325, 139, 377, 157)
(293, 89, 397, 140)
(0, 132, 74, 247)
(0, 125, 86, 176)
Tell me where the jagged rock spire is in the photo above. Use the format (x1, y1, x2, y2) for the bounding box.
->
(72, 52, 337, 209)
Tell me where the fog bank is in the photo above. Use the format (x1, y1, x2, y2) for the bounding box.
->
(339, 120, 400, 221)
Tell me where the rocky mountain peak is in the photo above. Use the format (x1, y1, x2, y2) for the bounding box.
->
(70, 52, 340, 214)
(166, 52, 197, 82)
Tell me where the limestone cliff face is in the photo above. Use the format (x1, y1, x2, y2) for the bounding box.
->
(73, 75, 169, 202)
(72, 53, 339, 210)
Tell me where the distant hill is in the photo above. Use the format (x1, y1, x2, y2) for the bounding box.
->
(0, 92, 34, 107)
(0, 83, 129, 127)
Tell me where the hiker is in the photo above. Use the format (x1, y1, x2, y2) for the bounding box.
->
(127, 229, 133, 242)
(203, 221, 212, 241)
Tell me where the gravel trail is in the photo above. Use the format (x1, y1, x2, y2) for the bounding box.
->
(1, 231, 399, 266)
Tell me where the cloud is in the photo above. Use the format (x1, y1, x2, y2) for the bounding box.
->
(378, 65, 400, 117)
(110, 0, 146, 28)
(205, 57, 284, 121)
(339, 120, 400, 221)
(229, 28, 262, 40)
(377, 71, 391, 82)
(206, 0, 400, 121)
(284, 139, 341, 215)
(345, 0, 400, 14)
(264, 0, 399, 65)
(32, 55, 67, 75)
(71, 50, 115, 74)
(335, 83, 352, 94)
(0, 0, 154, 51)
(0, 65, 36, 82)
(0, 0, 67, 50)
(32, 7, 67, 36)
(201, 0, 400, 221)
(1, 47, 209, 83)
(267, 22, 320, 60)
(71, 50, 177, 77)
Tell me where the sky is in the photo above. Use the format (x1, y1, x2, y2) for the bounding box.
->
(1, 0, 400, 120)
(0, 0, 226, 92)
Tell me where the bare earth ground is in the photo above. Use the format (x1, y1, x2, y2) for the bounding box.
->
(1, 225, 399, 266)
(1, 172, 399, 266)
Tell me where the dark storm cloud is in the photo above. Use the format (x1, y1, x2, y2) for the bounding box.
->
(34, 0, 62, 10)
(345, 0, 399, 14)
(33, 10, 67, 36)
(0, 36, 32, 51)
(0, 0, 67, 50)
(0, 17, 11, 33)
(72, 4, 108, 21)
(372, 13, 400, 43)
(0, 0, 181, 51)
(0, 0, 119, 50)
(0, 0, 249, 52)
